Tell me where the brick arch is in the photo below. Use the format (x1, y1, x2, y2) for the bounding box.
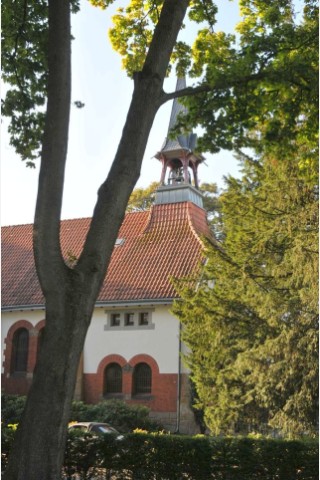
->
(35, 319, 46, 332)
(84, 354, 128, 404)
(2, 320, 36, 395)
(97, 354, 127, 377)
(128, 354, 160, 376)
(3, 320, 34, 376)
(5, 320, 34, 341)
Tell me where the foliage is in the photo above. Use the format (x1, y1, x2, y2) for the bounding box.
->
(200, 182, 220, 224)
(1, 395, 161, 434)
(180, 0, 319, 155)
(126, 181, 160, 212)
(70, 398, 162, 432)
(1, 426, 17, 473)
(1, 0, 80, 166)
(2, 0, 318, 166)
(63, 430, 104, 479)
(171, 0, 318, 439)
(173, 146, 318, 437)
(3, 426, 318, 479)
(1, 394, 27, 425)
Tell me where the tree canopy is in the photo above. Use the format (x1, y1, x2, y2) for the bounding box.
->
(172, 0, 318, 437)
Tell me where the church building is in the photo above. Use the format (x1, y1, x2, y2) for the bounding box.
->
(1, 79, 212, 434)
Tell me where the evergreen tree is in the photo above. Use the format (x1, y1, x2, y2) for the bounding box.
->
(173, 139, 318, 437)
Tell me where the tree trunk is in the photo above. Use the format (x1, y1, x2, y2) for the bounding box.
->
(4, 0, 190, 478)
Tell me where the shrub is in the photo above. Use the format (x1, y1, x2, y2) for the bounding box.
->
(3, 425, 318, 479)
(1, 394, 26, 424)
(62, 432, 319, 480)
(63, 430, 104, 479)
(1, 425, 17, 472)
(69, 399, 162, 432)
(1, 394, 161, 433)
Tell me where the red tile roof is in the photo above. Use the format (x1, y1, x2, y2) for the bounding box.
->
(2, 202, 211, 309)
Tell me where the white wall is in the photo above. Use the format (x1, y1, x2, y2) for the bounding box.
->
(84, 304, 182, 374)
(2, 304, 190, 376)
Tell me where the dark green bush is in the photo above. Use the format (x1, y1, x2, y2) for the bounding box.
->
(1, 426, 16, 473)
(69, 398, 162, 432)
(63, 430, 104, 479)
(1, 394, 162, 433)
(61, 433, 319, 480)
(1, 394, 26, 424)
(209, 437, 319, 479)
(2, 426, 318, 479)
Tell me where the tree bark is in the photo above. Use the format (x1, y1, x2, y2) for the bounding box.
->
(4, 0, 190, 478)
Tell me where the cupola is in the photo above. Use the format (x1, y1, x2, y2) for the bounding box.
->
(154, 78, 205, 208)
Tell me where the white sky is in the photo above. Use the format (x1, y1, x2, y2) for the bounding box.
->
(1, 0, 242, 226)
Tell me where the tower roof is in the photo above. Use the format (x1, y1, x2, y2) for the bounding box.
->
(167, 77, 188, 137)
(155, 78, 205, 194)
(157, 78, 202, 158)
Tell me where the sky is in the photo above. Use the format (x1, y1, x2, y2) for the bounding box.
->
(1, 0, 242, 226)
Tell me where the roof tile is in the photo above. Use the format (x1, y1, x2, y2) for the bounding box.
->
(2, 202, 211, 308)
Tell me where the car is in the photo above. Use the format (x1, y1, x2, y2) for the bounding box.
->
(68, 422, 122, 438)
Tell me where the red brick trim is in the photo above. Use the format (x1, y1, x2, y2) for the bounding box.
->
(2, 319, 43, 396)
(96, 354, 127, 377)
(35, 319, 46, 331)
(3, 320, 33, 376)
(128, 354, 160, 375)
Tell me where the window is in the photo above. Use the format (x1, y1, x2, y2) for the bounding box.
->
(139, 312, 149, 326)
(110, 313, 120, 327)
(133, 363, 152, 395)
(11, 328, 29, 374)
(115, 238, 125, 247)
(125, 313, 134, 326)
(104, 309, 154, 331)
(104, 363, 122, 394)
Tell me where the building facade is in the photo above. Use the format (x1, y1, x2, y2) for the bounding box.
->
(1, 79, 212, 434)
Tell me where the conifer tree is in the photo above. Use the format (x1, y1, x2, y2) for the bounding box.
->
(173, 104, 318, 438)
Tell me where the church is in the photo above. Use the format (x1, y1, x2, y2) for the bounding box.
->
(1, 79, 212, 434)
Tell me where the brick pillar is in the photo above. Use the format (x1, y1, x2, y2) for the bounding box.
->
(122, 363, 133, 400)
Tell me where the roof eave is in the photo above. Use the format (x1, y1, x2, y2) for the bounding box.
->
(2, 297, 176, 313)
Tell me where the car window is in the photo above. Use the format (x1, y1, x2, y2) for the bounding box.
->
(92, 425, 118, 434)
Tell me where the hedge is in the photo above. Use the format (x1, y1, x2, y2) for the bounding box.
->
(3, 427, 318, 479)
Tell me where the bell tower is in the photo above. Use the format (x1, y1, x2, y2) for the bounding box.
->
(154, 78, 205, 207)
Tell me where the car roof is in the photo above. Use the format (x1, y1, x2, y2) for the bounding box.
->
(69, 422, 114, 427)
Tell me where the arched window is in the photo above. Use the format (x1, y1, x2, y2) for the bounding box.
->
(133, 363, 152, 395)
(104, 363, 122, 394)
(11, 328, 29, 375)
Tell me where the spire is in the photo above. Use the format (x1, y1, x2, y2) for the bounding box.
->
(167, 77, 188, 134)
(154, 77, 205, 194)
(159, 77, 197, 155)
